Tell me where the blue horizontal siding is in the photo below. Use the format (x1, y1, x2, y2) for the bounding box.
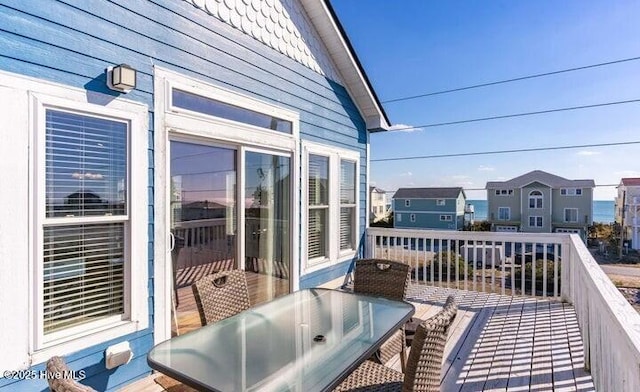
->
(0, 0, 369, 389)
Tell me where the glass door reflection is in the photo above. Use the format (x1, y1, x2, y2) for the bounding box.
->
(170, 141, 237, 287)
(244, 151, 291, 302)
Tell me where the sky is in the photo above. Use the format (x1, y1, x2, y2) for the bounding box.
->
(330, 0, 640, 200)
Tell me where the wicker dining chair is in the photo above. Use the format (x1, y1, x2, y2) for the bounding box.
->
(46, 356, 97, 392)
(334, 295, 458, 392)
(353, 259, 411, 371)
(191, 269, 251, 326)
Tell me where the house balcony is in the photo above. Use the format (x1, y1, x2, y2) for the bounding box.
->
(125, 228, 639, 391)
(363, 227, 640, 391)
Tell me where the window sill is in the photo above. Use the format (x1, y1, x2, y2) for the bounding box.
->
(30, 319, 145, 366)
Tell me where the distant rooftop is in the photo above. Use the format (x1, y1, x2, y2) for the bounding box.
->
(486, 170, 595, 189)
(393, 187, 465, 199)
(620, 178, 640, 187)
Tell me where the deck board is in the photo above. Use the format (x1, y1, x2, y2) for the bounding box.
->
(121, 282, 595, 392)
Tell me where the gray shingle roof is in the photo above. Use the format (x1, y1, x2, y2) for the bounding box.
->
(393, 187, 465, 199)
(486, 170, 595, 189)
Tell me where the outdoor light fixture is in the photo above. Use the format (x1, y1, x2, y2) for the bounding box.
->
(107, 64, 136, 93)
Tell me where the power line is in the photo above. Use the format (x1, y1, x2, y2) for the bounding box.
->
(383, 56, 640, 104)
(387, 99, 640, 131)
(371, 140, 640, 162)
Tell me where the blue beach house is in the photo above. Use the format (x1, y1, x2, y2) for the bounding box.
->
(393, 187, 467, 230)
(0, 0, 390, 390)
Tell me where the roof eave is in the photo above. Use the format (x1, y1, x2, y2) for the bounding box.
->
(301, 0, 391, 132)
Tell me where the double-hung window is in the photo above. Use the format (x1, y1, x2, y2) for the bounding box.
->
(0, 72, 148, 369)
(43, 111, 128, 336)
(529, 190, 543, 209)
(35, 98, 148, 352)
(303, 142, 359, 272)
(308, 154, 329, 261)
(498, 207, 510, 220)
(564, 208, 578, 222)
(339, 160, 356, 251)
(529, 216, 543, 227)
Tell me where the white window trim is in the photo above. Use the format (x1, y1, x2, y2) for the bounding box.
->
(396, 213, 402, 222)
(405, 199, 411, 207)
(301, 141, 359, 275)
(154, 67, 301, 342)
(498, 207, 511, 221)
(0, 71, 148, 369)
(436, 199, 445, 206)
(440, 215, 453, 221)
(306, 151, 331, 267)
(410, 214, 416, 222)
(496, 225, 518, 232)
(167, 79, 299, 140)
(495, 189, 513, 196)
(564, 208, 579, 223)
(556, 228, 581, 234)
(529, 190, 543, 209)
(339, 158, 358, 254)
(561, 188, 582, 196)
(162, 69, 299, 153)
(529, 216, 544, 227)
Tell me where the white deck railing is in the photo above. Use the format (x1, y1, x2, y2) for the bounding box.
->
(366, 227, 640, 391)
(366, 227, 564, 298)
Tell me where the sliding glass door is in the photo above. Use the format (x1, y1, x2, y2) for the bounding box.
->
(244, 151, 291, 303)
(169, 140, 291, 303)
(170, 141, 237, 283)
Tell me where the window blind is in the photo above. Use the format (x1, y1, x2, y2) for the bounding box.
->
(339, 160, 356, 250)
(308, 155, 329, 259)
(43, 224, 125, 333)
(45, 110, 127, 217)
(43, 109, 128, 334)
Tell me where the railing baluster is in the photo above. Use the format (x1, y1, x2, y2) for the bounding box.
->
(532, 242, 537, 297)
(454, 239, 459, 290)
(554, 243, 559, 299)
(502, 241, 506, 296)
(446, 239, 450, 289)
(464, 239, 468, 291)
(491, 241, 496, 294)
(542, 243, 548, 298)
(430, 237, 435, 285)
(520, 241, 526, 296)
(422, 237, 428, 284)
(437, 238, 442, 287)
(481, 240, 486, 293)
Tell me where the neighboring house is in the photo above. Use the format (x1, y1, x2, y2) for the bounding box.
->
(0, 1, 390, 390)
(615, 178, 640, 250)
(393, 187, 467, 230)
(370, 186, 388, 222)
(486, 170, 595, 238)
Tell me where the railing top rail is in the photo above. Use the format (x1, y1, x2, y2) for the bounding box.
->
(568, 234, 640, 354)
(367, 227, 568, 244)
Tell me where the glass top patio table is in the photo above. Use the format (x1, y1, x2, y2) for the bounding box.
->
(147, 288, 415, 392)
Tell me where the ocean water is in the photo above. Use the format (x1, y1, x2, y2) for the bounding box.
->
(467, 199, 615, 223)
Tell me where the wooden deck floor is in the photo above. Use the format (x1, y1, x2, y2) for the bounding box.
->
(173, 268, 290, 335)
(122, 284, 594, 392)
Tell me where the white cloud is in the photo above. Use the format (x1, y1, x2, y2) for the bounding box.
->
(389, 123, 423, 132)
(451, 175, 470, 180)
(72, 172, 104, 180)
(576, 150, 601, 156)
(399, 171, 413, 177)
(477, 165, 495, 172)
